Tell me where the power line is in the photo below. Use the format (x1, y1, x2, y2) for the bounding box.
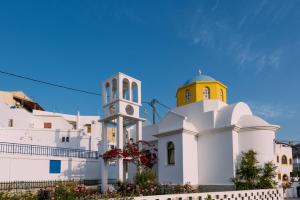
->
(142, 99, 172, 124)
(0, 70, 102, 96)
(156, 100, 171, 110)
(0, 70, 174, 117)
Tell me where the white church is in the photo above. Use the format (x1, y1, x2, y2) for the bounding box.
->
(102, 71, 291, 189)
(0, 71, 293, 192)
(100, 71, 290, 191)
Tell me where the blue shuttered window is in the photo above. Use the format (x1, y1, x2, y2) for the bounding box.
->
(49, 160, 61, 174)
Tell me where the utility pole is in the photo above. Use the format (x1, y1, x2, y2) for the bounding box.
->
(149, 99, 158, 124)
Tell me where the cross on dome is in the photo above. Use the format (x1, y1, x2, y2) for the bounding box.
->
(198, 69, 202, 75)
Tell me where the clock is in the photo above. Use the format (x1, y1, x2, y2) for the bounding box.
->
(109, 104, 116, 114)
(125, 105, 134, 115)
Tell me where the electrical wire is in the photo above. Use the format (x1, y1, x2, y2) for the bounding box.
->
(0, 70, 174, 114)
(156, 100, 171, 110)
(0, 70, 101, 96)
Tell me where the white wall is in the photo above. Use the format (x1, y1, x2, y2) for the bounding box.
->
(33, 116, 73, 130)
(0, 154, 101, 181)
(133, 189, 284, 200)
(0, 103, 33, 128)
(182, 132, 198, 185)
(238, 130, 275, 165)
(157, 133, 183, 184)
(274, 143, 293, 184)
(198, 130, 235, 185)
(0, 102, 101, 152)
(0, 128, 98, 151)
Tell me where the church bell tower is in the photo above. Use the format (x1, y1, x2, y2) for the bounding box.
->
(100, 72, 143, 191)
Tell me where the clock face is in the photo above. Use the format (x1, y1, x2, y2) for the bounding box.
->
(125, 105, 134, 115)
(109, 104, 116, 114)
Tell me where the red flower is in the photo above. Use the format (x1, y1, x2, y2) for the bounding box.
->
(102, 140, 157, 169)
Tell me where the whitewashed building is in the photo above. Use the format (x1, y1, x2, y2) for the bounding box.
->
(141, 71, 281, 190)
(98, 71, 284, 192)
(0, 91, 102, 182)
(274, 141, 293, 184)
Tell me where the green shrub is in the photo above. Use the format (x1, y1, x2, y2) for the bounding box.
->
(232, 150, 277, 190)
(37, 189, 51, 200)
(134, 170, 156, 187)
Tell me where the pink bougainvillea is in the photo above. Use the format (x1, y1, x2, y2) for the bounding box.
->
(102, 140, 157, 170)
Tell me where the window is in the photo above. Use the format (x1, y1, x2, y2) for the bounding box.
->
(277, 156, 279, 163)
(123, 78, 130, 100)
(278, 173, 281, 180)
(86, 124, 92, 133)
(220, 89, 224, 101)
(289, 158, 292, 165)
(62, 137, 69, 143)
(203, 87, 210, 100)
(8, 119, 13, 127)
(49, 160, 61, 174)
(44, 122, 52, 129)
(132, 82, 138, 103)
(167, 142, 175, 165)
(105, 82, 111, 103)
(282, 155, 288, 164)
(185, 89, 191, 102)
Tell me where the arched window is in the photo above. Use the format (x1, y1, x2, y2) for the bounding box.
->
(283, 174, 288, 181)
(282, 155, 288, 164)
(112, 78, 117, 100)
(185, 89, 191, 102)
(122, 78, 130, 100)
(167, 142, 175, 165)
(132, 82, 138, 103)
(277, 155, 279, 163)
(289, 158, 292, 165)
(203, 87, 210, 100)
(220, 89, 224, 101)
(105, 82, 110, 103)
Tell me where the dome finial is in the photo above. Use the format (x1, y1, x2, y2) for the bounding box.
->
(198, 69, 202, 75)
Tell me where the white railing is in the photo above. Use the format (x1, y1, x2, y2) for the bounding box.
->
(134, 188, 283, 200)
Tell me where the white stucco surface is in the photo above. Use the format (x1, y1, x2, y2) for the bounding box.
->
(143, 100, 280, 186)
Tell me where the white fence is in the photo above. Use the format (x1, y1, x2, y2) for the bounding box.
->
(134, 189, 283, 200)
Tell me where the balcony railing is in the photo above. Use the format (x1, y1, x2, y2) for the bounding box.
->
(0, 142, 99, 159)
(0, 180, 100, 191)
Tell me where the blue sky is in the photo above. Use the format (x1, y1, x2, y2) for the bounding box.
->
(0, 0, 299, 141)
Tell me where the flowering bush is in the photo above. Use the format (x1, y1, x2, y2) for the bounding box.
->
(102, 140, 157, 170)
(0, 191, 36, 200)
(102, 148, 123, 161)
(0, 181, 196, 199)
(114, 171, 195, 197)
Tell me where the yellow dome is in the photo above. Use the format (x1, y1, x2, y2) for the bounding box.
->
(176, 70, 227, 107)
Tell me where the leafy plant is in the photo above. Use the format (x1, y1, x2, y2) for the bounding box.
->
(258, 162, 277, 189)
(232, 150, 277, 190)
(134, 170, 156, 187)
(37, 189, 51, 200)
